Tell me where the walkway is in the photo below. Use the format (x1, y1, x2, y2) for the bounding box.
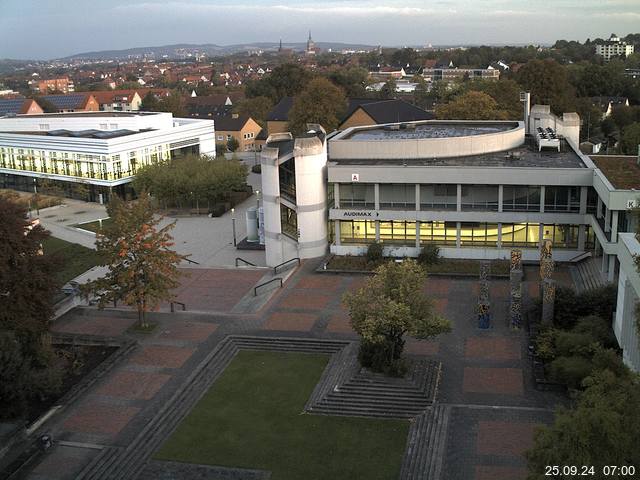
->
(22, 260, 566, 480)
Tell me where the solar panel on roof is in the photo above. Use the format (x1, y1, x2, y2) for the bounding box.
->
(0, 99, 26, 115)
(41, 94, 85, 109)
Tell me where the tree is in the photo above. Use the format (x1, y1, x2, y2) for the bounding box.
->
(378, 78, 397, 99)
(436, 91, 509, 120)
(620, 122, 640, 155)
(327, 66, 370, 97)
(140, 91, 160, 111)
(227, 136, 240, 152)
(287, 77, 347, 135)
(83, 193, 185, 327)
(0, 195, 61, 418)
(33, 96, 59, 113)
(343, 260, 451, 375)
(526, 370, 640, 477)
(245, 63, 313, 103)
(233, 96, 273, 128)
(516, 59, 577, 114)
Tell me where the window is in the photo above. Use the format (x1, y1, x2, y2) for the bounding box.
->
(461, 185, 498, 211)
(459, 223, 499, 247)
(503, 186, 540, 212)
(39, 124, 49, 130)
(379, 221, 416, 245)
(420, 184, 456, 210)
(543, 224, 579, 249)
(280, 204, 298, 239)
(419, 221, 457, 246)
(501, 223, 540, 248)
(339, 220, 376, 243)
(217, 135, 223, 141)
(279, 158, 296, 201)
(379, 184, 415, 209)
(586, 187, 598, 215)
(226, 135, 232, 141)
(339, 183, 374, 208)
(544, 186, 580, 212)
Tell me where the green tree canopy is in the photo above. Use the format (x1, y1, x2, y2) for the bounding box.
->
(245, 63, 314, 103)
(516, 59, 577, 114)
(326, 66, 370, 97)
(436, 91, 509, 120)
(83, 193, 185, 327)
(287, 77, 347, 135)
(620, 122, 640, 155)
(233, 96, 273, 128)
(343, 260, 451, 373)
(526, 369, 640, 477)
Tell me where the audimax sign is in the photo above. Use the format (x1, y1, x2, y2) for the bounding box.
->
(342, 211, 380, 218)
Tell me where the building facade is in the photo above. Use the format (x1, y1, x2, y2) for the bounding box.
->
(595, 34, 635, 61)
(0, 111, 215, 202)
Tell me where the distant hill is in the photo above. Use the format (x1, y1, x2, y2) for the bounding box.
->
(58, 42, 377, 61)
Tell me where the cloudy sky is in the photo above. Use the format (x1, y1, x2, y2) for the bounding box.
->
(1, 0, 638, 59)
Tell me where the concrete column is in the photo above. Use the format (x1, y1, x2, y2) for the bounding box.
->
(611, 211, 619, 243)
(497, 222, 502, 248)
(456, 184, 462, 212)
(374, 183, 380, 211)
(456, 222, 461, 248)
(578, 224, 586, 251)
(498, 185, 504, 213)
(415, 221, 420, 248)
(539, 185, 545, 213)
(538, 223, 544, 247)
(605, 207, 611, 232)
(375, 220, 380, 242)
(579, 186, 588, 215)
(334, 220, 341, 246)
(334, 183, 340, 208)
(597, 197, 603, 218)
(601, 253, 608, 277)
(608, 255, 616, 283)
(415, 184, 420, 212)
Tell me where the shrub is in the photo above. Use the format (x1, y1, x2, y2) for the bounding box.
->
(251, 164, 262, 174)
(591, 348, 629, 378)
(553, 284, 617, 329)
(366, 242, 384, 263)
(358, 340, 408, 377)
(534, 328, 559, 362)
(554, 330, 600, 358)
(417, 243, 440, 266)
(572, 315, 617, 349)
(548, 355, 593, 389)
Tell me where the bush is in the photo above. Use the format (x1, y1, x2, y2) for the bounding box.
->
(548, 355, 593, 389)
(553, 284, 617, 329)
(534, 328, 560, 362)
(554, 330, 600, 358)
(251, 164, 262, 174)
(417, 243, 440, 266)
(366, 242, 384, 263)
(358, 340, 408, 377)
(572, 315, 617, 349)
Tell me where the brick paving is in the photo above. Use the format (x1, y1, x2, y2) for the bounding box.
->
(463, 367, 524, 395)
(23, 259, 573, 480)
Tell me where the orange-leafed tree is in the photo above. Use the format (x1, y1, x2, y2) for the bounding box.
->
(84, 193, 185, 327)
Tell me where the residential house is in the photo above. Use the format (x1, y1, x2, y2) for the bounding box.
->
(591, 96, 630, 119)
(338, 99, 434, 130)
(91, 90, 144, 112)
(31, 77, 74, 94)
(266, 96, 295, 135)
(0, 98, 44, 116)
(214, 114, 262, 151)
(37, 93, 100, 113)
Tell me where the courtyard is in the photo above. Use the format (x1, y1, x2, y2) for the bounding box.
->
(21, 259, 569, 480)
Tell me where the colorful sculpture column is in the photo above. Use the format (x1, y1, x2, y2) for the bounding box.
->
(540, 239, 556, 325)
(509, 249, 523, 329)
(478, 262, 491, 329)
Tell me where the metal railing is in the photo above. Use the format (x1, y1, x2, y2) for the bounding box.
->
(170, 301, 186, 312)
(254, 277, 283, 296)
(273, 257, 300, 274)
(184, 257, 200, 265)
(236, 257, 256, 267)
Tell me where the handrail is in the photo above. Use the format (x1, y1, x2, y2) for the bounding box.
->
(568, 251, 592, 263)
(184, 257, 200, 265)
(235, 257, 256, 267)
(273, 257, 300, 274)
(254, 277, 283, 296)
(170, 301, 186, 312)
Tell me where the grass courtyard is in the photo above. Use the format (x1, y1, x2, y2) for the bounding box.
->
(42, 237, 103, 284)
(155, 350, 410, 480)
(74, 217, 113, 233)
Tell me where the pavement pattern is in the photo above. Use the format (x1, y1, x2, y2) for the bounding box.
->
(23, 261, 567, 480)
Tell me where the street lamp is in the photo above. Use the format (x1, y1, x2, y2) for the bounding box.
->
(255, 190, 260, 210)
(231, 207, 237, 247)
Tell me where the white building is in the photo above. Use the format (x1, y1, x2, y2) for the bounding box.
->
(595, 34, 635, 61)
(0, 111, 215, 202)
(259, 104, 640, 372)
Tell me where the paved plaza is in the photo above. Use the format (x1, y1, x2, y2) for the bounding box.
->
(24, 260, 567, 480)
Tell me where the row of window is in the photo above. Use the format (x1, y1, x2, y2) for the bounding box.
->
(336, 183, 595, 213)
(339, 220, 594, 249)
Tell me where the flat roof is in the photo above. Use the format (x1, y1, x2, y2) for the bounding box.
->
(590, 155, 640, 189)
(329, 139, 586, 169)
(344, 122, 518, 141)
(0, 129, 148, 139)
(11, 111, 160, 119)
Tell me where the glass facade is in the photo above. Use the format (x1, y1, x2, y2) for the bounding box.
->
(586, 187, 598, 215)
(419, 221, 457, 246)
(501, 223, 541, 247)
(339, 183, 374, 208)
(461, 185, 499, 211)
(278, 158, 296, 202)
(502, 185, 540, 212)
(420, 184, 457, 210)
(459, 223, 500, 247)
(543, 224, 579, 248)
(0, 144, 174, 182)
(544, 186, 580, 212)
(379, 221, 416, 244)
(280, 204, 297, 239)
(339, 220, 376, 243)
(379, 184, 415, 209)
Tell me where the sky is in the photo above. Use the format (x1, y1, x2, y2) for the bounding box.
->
(0, 0, 638, 60)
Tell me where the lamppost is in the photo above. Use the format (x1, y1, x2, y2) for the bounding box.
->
(231, 207, 237, 247)
(33, 178, 39, 216)
(255, 190, 260, 210)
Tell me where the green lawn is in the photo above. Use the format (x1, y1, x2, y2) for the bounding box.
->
(155, 350, 409, 480)
(42, 237, 103, 284)
(74, 217, 113, 233)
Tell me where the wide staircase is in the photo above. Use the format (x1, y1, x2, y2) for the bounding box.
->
(571, 256, 607, 292)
